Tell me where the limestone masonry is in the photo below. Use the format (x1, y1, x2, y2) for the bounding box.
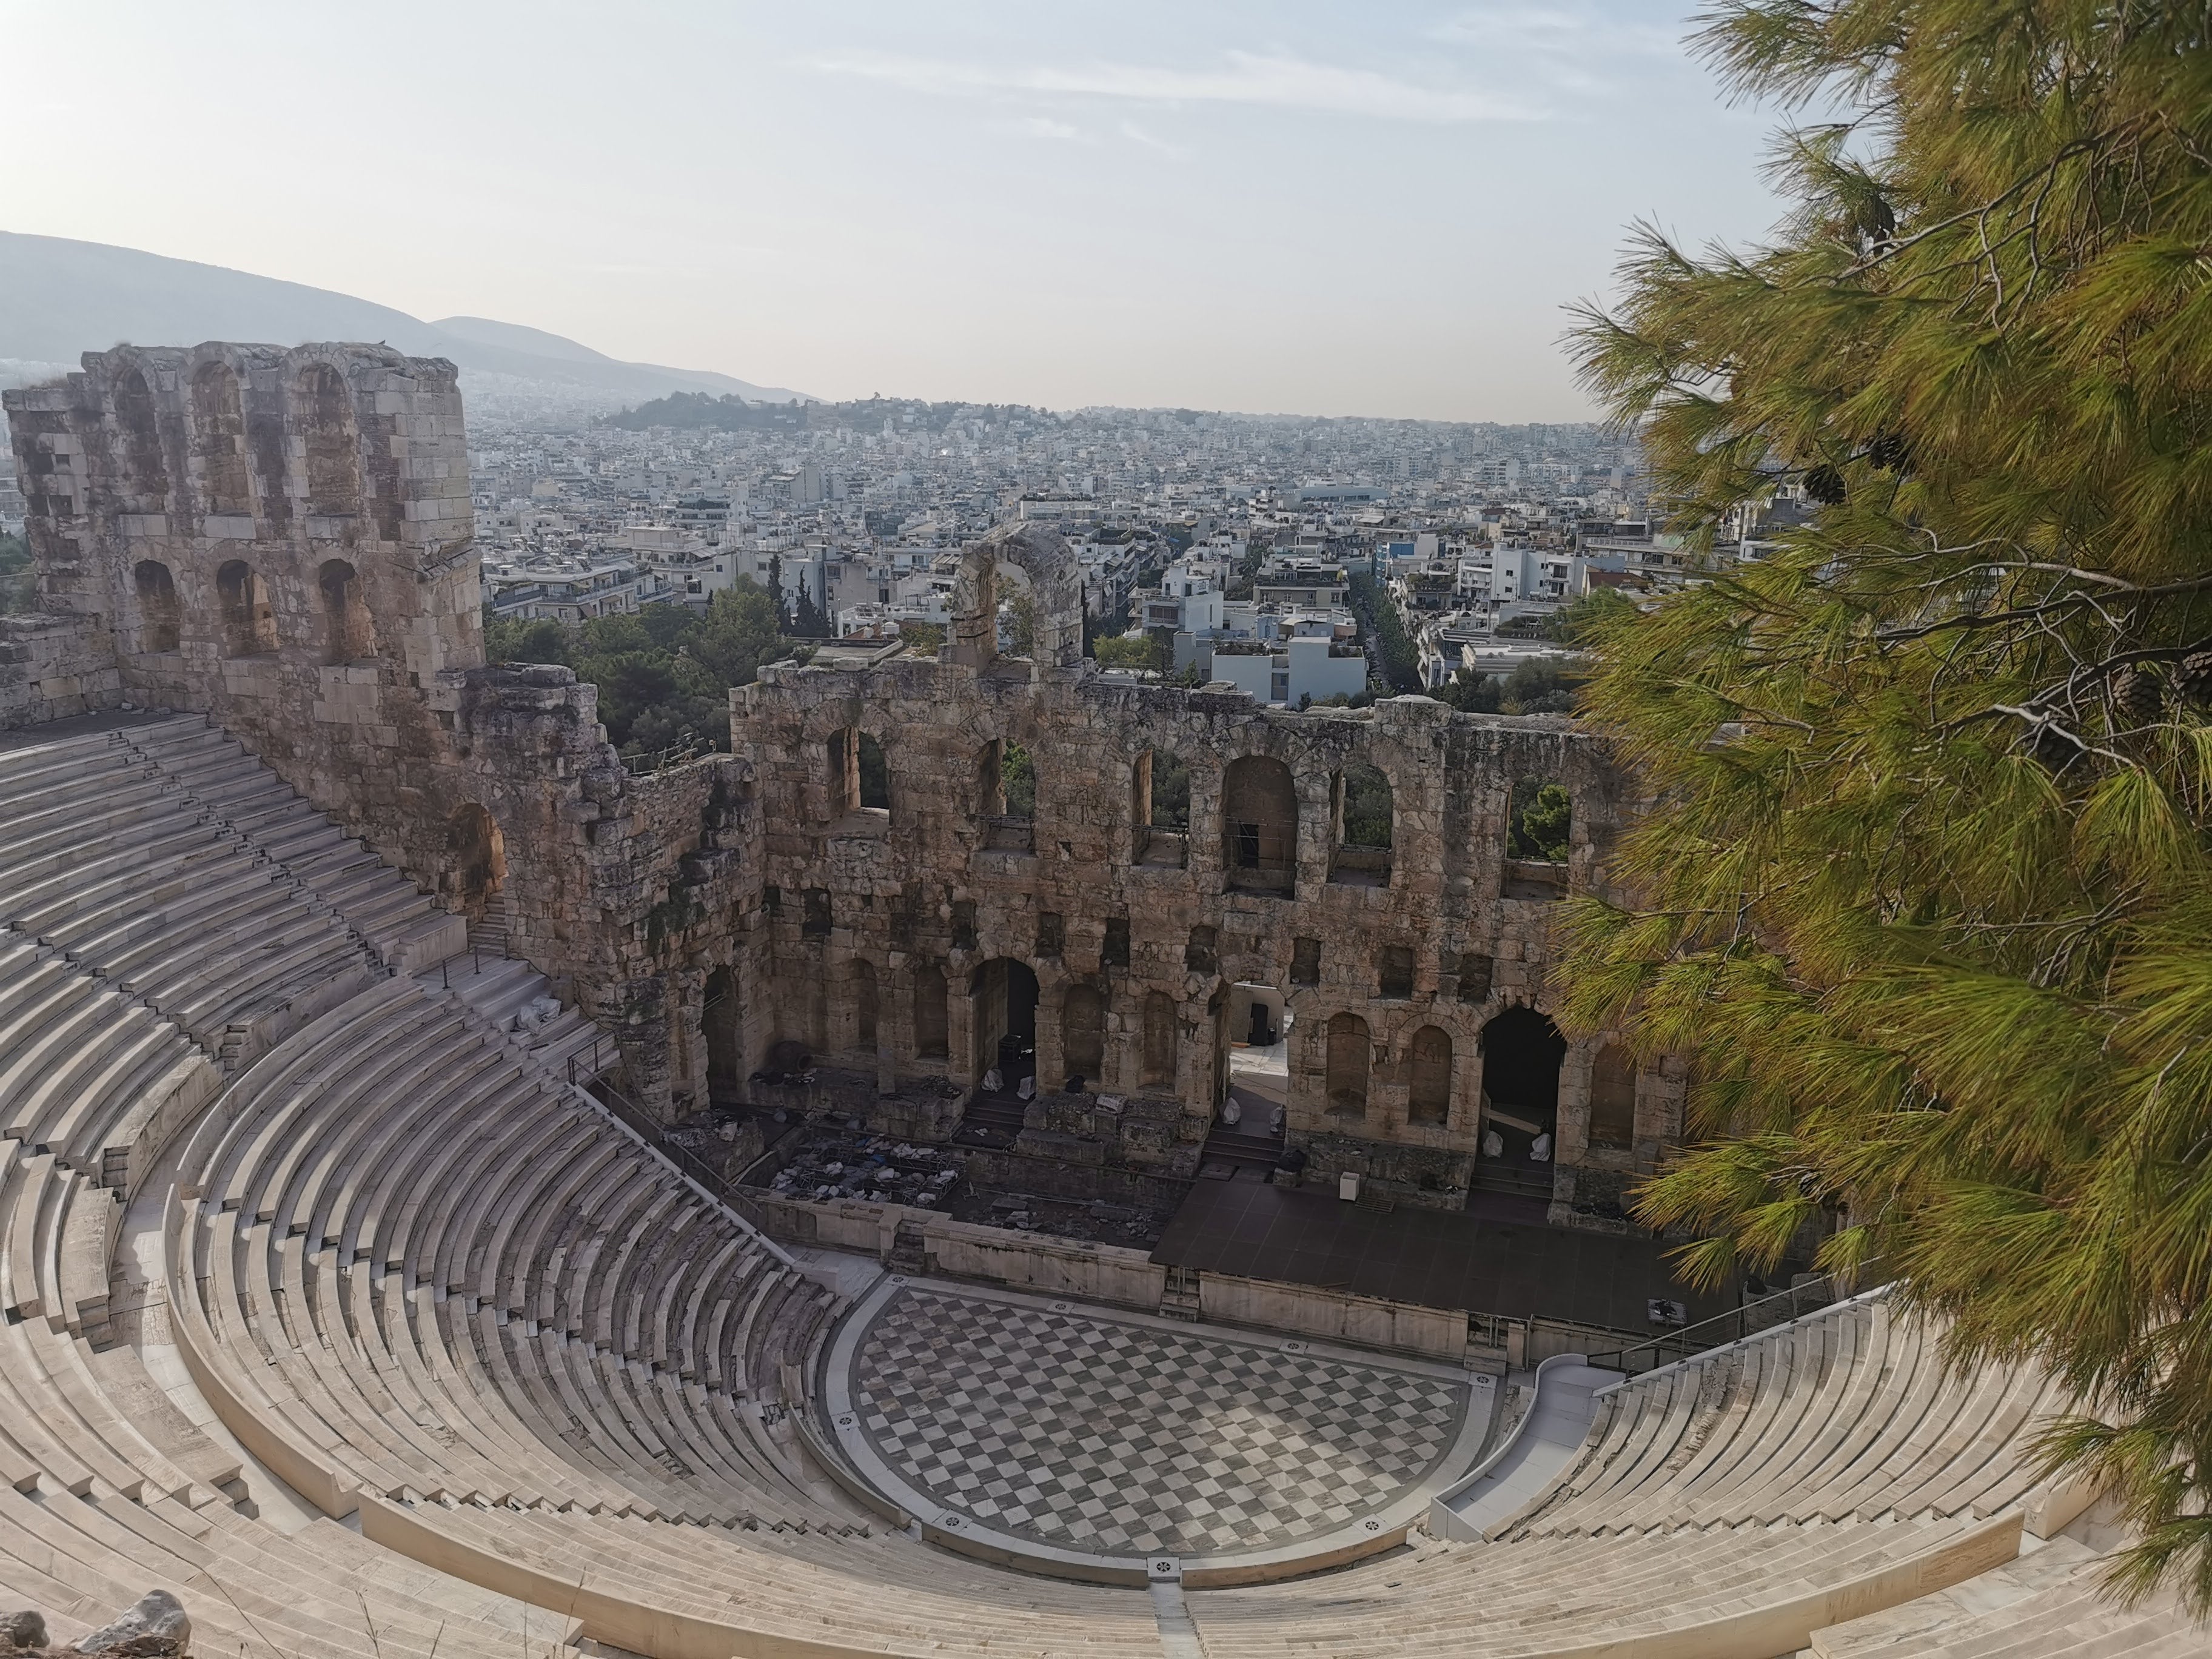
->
(1, 341, 1676, 1220)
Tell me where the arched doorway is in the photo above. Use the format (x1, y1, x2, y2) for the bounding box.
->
(970, 957, 1040, 1090)
(703, 965, 741, 1101)
(443, 802, 505, 919)
(1473, 1005, 1568, 1205)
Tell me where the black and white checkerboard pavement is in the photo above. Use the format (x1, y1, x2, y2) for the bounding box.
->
(848, 1285, 1469, 1558)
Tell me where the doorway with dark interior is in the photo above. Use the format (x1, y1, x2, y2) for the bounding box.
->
(1470, 1005, 1567, 1218)
(956, 957, 1041, 1146)
(1201, 982, 1290, 1179)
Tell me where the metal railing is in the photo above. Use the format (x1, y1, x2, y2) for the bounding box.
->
(1584, 1273, 1848, 1376)
(587, 1071, 773, 1235)
(622, 731, 711, 776)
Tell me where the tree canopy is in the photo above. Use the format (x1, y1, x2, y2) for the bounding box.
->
(1563, 0, 2212, 1610)
(483, 578, 780, 757)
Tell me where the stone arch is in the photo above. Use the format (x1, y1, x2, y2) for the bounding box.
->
(1589, 1041, 1637, 1150)
(190, 360, 251, 515)
(298, 362, 360, 514)
(317, 558, 374, 665)
(1221, 754, 1298, 897)
(703, 965, 741, 1098)
(132, 560, 180, 653)
(949, 521, 1084, 669)
(215, 559, 278, 657)
(1142, 990, 1177, 1087)
(851, 957, 880, 1051)
(443, 801, 506, 917)
(1326, 1011, 1370, 1114)
(1331, 762, 1393, 885)
(1061, 982, 1105, 1086)
(113, 366, 169, 510)
(1409, 1025, 1453, 1127)
(970, 957, 1039, 1084)
(912, 962, 949, 1059)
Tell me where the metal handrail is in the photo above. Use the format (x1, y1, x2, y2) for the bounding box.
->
(1584, 1272, 1849, 1376)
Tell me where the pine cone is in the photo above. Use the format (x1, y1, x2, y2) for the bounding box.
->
(2174, 649, 2212, 707)
(1804, 464, 1848, 506)
(2112, 665, 2162, 725)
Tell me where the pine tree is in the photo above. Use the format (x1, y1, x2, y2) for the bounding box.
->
(1564, 1, 2212, 1610)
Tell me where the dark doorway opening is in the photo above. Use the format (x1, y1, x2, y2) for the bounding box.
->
(704, 966, 740, 1101)
(1472, 1005, 1567, 1213)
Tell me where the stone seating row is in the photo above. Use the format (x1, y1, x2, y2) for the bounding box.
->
(167, 979, 832, 1526)
(0, 726, 377, 1048)
(0, 934, 217, 1196)
(1498, 1290, 2067, 1539)
(1806, 1527, 2203, 1655)
(0, 1074, 588, 1659)
(159, 977, 1167, 1657)
(114, 717, 464, 973)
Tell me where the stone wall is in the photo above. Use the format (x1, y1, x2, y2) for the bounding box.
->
(4, 349, 1681, 1197)
(718, 523, 1682, 1222)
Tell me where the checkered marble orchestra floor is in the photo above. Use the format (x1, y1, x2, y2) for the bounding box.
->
(846, 1286, 1470, 1558)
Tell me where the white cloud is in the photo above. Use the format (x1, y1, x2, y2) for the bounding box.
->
(1430, 4, 1683, 59)
(1118, 121, 1188, 158)
(1020, 116, 1082, 141)
(803, 49, 1544, 124)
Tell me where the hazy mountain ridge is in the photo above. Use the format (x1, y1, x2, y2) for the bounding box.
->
(0, 232, 811, 404)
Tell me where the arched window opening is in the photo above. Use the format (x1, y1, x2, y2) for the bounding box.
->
(300, 364, 360, 514)
(443, 802, 506, 917)
(216, 560, 277, 657)
(858, 732, 890, 811)
(1142, 991, 1177, 1087)
(317, 558, 374, 665)
(1409, 1026, 1453, 1127)
(1221, 754, 1297, 898)
(1132, 748, 1190, 866)
(1479, 1005, 1568, 1173)
(133, 561, 180, 653)
(1325, 1012, 1370, 1114)
(1589, 1042, 1638, 1150)
(192, 362, 250, 516)
(1504, 777, 1572, 898)
(114, 368, 168, 508)
(703, 966, 741, 1099)
(1062, 982, 1105, 1087)
(1331, 763, 1393, 886)
(913, 962, 949, 1059)
(851, 959, 879, 1052)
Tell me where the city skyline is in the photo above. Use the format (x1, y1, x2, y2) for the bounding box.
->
(6, 1, 1787, 421)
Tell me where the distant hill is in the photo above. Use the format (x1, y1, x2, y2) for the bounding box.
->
(0, 232, 811, 403)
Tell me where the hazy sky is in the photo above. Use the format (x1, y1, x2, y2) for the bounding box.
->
(7, 1, 1788, 419)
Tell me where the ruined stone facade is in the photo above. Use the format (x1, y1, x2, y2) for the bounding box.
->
(3, 343, 1680, 1224)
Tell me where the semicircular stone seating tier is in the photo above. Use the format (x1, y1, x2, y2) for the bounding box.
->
(0, 710, 2200, 1659)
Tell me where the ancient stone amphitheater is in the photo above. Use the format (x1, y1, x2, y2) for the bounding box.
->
(0, 345, 2200, 1657)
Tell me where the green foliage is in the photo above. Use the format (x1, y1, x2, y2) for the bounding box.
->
(1501, 657, 1577, 715)
(899, 620, 947, 655)
(1563, 0, 2212, 1609)
(0, 532, 35, 615)
(1546, 588, 1637, 646)
(1149, 749, 1191, 829)
(1439, 667, 1501, 713)
(1347, 571, 1416, 692)
(1093, 632, 1166, 671)
(482, 578, 780, 756)
(1507, 779, 1571, 863)
(1000, 741, 1036, 819)
(1340, 765, 1394, 850)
